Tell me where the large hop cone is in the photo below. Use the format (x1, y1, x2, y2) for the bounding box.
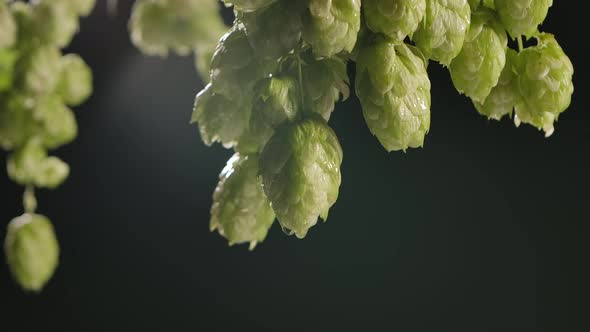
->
(494, 0, 553, 39)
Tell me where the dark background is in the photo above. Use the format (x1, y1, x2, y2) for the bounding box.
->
(1, 1, 588, 331)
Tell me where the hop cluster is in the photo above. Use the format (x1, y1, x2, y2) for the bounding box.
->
(127, 0, 574, 247)
(0, 0, 94, 290)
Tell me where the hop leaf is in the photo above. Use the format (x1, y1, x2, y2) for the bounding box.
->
(237, 76, 300, 154)
(56, 54, 93, 106)
(5, 213, 59, 291)
(413, 0, 471, 66)
(222, 0, 277, 12)
(7, 140, 70, 189)
(473, 48, 518, 120)
(449, 8, 507, 103)
(363, 0, 426, 42)
(494, 0, 552, 39)
(0, 2, 17, 49)
(514, 33, 573, 137)
(260, 116, 343, 238)
(210, 153, 275, 250)
(356, 40, 431, 152)
(237, 0, 304, 60)
(302, 0, 361, 58)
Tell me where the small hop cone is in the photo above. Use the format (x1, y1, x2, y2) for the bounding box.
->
(31, 0, 80, 48)
(450, 8, 508, 103)
(303, 0, 361, 58)
(223, 0, 277, 12)
(363, 0, 426, 42)
(5, 213, 60, 292)
(412, 0, 471, 66)
(57, 54, 93, 107)
(7, 140, 70, 189)
(473, 48, 518, 120)
(21, 46, 62, 95)
(494, 0, 552, 39)
(210, 153, 275, 250)
(356, 40, 431, 152)
(514, 33, 574, 137)
(260, 116, 343, 239)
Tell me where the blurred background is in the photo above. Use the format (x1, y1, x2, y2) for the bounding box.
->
(1, 1, 588, 331)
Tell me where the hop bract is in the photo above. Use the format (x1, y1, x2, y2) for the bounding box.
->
(494, 0, 552, 39)
(210, 153, 275, 250)
(514, 33, 573, 137)
(413, 0, 471, 66)
(450, 8, 507, 103)
(260, 116, 343, 239)
(302, 0, 361, 58)
(356, 40, 431, 152)
(5, 213, 60, 292)
(363, 0, 426, 42)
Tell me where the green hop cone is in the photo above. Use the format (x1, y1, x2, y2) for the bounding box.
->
(222, 0, 277, 12)
(302, 0, 361, 58)
(412, 0, 471, 66)
(70, 0, 96, 16)
(514, 33, 573, 137)
(473, 48, 517, 120)
(449, 8, 507, 103)
(57, 54, 93, 106)
(0, 2, 17, 49)
(19, 45, 62, 95)
(356, 40, 431, 152)
(363, 0, 426, 42)
(129, 0, 171, 55)
(0, 48, 18, 92)
(494, 0, 552, 39)
(237, 0, 304, 60)
(5, 213, 59, 292)
(210, 153, 275, 250)
(237, 76, 300, 154)
(32, 0, 80, 48)
(7, 140, 70, 189)
(260, 116, 343, 238)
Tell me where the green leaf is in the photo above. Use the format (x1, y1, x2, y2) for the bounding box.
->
(302, 0, 361, 58)
(5, 213, 59, 292)
(210, 153, 275, 250)
(450, 8, 507, 103)
(57, 54, 93, 106)
(494, 0, 552, 39)
(363, 0, 426, 42)
(412, 0, 471, 66)
(356, 40, 431, 152)
(514, 33, 574, 137)
(260, 115, 343, 239)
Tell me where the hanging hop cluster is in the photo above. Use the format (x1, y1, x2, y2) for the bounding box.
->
(133, 0, 573, 248)
(0, 0, 94, 291)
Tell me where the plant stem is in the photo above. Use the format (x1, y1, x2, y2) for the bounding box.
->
(517, 36, 524, 52)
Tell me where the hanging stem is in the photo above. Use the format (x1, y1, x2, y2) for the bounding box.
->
(23, 186, 37, 214)
(517, 36, 524, 52)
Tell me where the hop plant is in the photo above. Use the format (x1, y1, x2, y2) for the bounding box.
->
(413, 0, 471, 66)
(4, 213, 60, 292)
(356, 40, 431, 152)
(449, 8, 507, 103)
(363, 0, 426, 42)
(513, 33, 574, 137)
(494, 0, 552, 39)
(210, 153, 275, 249)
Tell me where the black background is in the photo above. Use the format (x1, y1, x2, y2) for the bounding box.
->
(1, 1, 588, 331)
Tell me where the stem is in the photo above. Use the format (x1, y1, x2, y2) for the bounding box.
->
(297, 54, 305, 107)
(517, 36, 524, 52)
(23, 186, 37, 214)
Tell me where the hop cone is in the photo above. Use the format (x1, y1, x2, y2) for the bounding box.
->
(413, 0, 471, 66)
(514, 33, 573, 137)
(450, 8, 507, 103)
(20, 46, 62, 95)
(5, 213, 60, 291)
(260, 116, 343, 239)
(7, 140, 70, 189)
(474, 48, 518, 120)
(57, 54, 93, 107)
(356, 40, 431, 152)
(302, 0, 361, 58)
(210, 153, 275, 250)
(363, 0, 426, 42)
(494, 0, 552, 39)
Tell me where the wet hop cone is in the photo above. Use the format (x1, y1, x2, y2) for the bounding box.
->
(363, 0, 426, 42)
(412, 0, 471, 66)
(260, 116, 343, 239)
(494, 0, 552, 39)
(5, 213, 60, 291)
(210, 153, 275, 250)
(356, 40, 431, 152)
(449, 8, 507, 103)
(302, 0, 361, 58)
(513, 33, 574, 137)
